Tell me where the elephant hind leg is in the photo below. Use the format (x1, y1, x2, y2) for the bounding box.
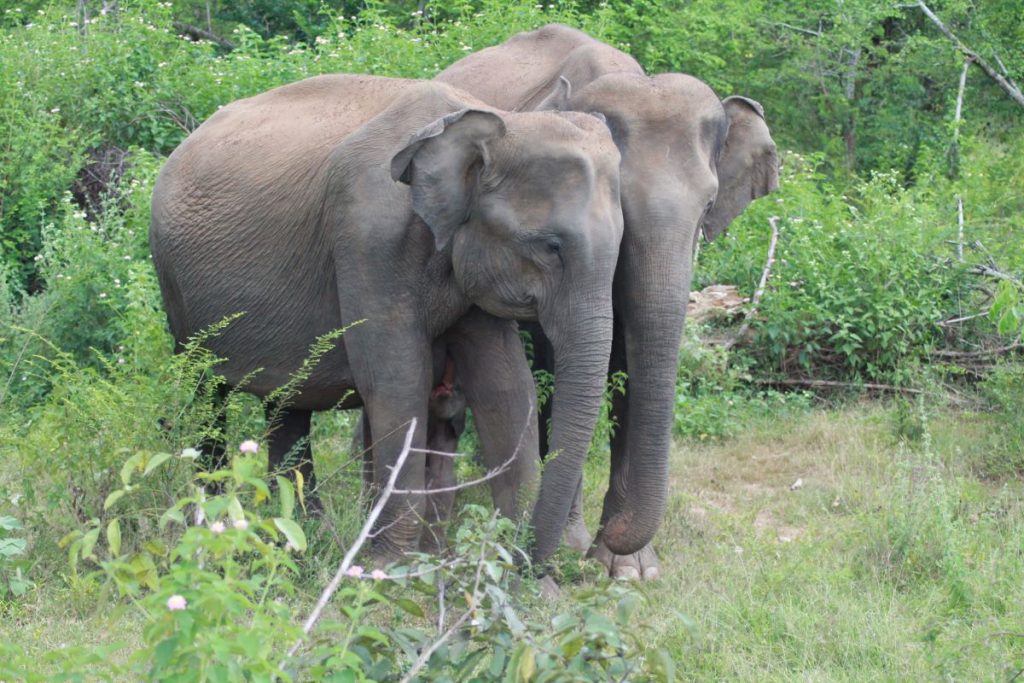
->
(266, 406, 322, 515)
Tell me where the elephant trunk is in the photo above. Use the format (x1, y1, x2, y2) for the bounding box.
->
(599, 209, 695, 556)
(531, 294, 614, 564)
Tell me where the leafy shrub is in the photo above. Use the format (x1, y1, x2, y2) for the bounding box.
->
(4, 436, 672, 681)
(699, 153, 977, 384)
(0, 515, 32, 602)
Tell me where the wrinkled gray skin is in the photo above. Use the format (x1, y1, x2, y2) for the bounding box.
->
(433, 24, 780, 579)
(150, 74, 624, 561)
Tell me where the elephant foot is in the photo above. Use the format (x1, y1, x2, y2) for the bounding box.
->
(418, 524, 449, 555)
(588, 537, 659, 581)
(562, 513, 592, 553)
(537, 574, 563, 600)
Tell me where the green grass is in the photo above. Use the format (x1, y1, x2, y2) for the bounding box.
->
(590, 405, 1024, 680)
(2, 401, 1023, 680)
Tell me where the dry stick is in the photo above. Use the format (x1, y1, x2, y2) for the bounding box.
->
(722, 216, 780, 350)
(282, 418, 417, 664)
(400, 524, 491, 683)
(172, 20, 236, 49)
(391, 450, 517, 496)
(971, 265, 1024, 288)
(952, 57, 969, 261)
(916, 0, 1024, 110)
(938, 311, 988, 326)
(932, 341, 1022, 358)
(755, 378, 924, 394)
(956, 197, 965, 262)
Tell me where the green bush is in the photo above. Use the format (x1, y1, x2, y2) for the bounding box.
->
(698, 153, 978, 384)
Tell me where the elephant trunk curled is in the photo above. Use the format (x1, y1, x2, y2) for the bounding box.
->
(598, 210, 694, 556)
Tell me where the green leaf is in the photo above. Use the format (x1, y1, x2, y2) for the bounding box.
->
(516, 645, 535, 682)
(159, 508, 185, 530)
(650, 647, 676, 683)
(106, 519, 122, 557)
(394, 597, 424, 618)
(228, 496, 245, 522)
(143, 452, 173, 477)
(119, 453, 143, 486)
(58, 530, 82, 549)
(104, 489, 126, 511)
(0, 516, 21, 531)
(276, 476, 295, 520)
(0, 538, 26, 558)
(81, 527, 100, 560)
(273, 517, 306, 552)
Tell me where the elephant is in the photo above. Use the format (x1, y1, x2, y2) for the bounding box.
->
(149, 73, 625, 562)
(427, 24, 780, 579)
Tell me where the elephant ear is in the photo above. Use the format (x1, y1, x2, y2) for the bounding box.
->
(534, 76, 572, 111)
(702, 96, 780, 242)
(390, 109, 507, 250)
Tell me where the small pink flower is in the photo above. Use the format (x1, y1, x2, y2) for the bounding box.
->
(233, 518, 249, 531)
(345, 565, 364, 578)
(370, 569, 387, 580)
(238, 440, 259, 454)
(167, 594, 187, 611)
(284, 542, 296, 552)
(209, 521, 225, 534)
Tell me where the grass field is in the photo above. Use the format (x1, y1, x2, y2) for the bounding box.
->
(3, 400, 1023, 680)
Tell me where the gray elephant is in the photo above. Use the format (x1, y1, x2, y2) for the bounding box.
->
(149, 73, 624, 561)
(430, 24, 780, 578)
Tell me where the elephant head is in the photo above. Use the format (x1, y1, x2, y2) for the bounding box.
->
(389, 103, 624, 561)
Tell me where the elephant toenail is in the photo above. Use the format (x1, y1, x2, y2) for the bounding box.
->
(615, 566, 641, 580)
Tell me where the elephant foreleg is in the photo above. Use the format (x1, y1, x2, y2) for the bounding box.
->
(444, 309, 539, 522)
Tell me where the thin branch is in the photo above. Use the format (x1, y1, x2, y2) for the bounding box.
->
(437, 573, 447, 634)
(950, 56, 970, 183)
(938, 311, 988, 326)
(391, 450, 517, 495)
(956, 197, 965, 262)
(770, 21, 823, 37)
(172, 20, 235, 49)
(282, 418, 417, 664)
(915, 1, 1024, 110)
(971, 265, 1023, 288)
(755, 378, 923, 394)
(400, 522, 491, 683)
(931, 341, 1021, 358)
(722, 216, 780, 350)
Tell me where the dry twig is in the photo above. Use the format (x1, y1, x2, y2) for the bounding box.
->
(915, 1, 1024, 110)
(722, 216, 780, 349)
(282, 418, 417, 664)
(755, 378, 923, 394)
(172, 20, 235, 49)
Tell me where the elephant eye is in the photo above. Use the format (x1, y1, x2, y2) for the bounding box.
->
(546, 239, 561, 255)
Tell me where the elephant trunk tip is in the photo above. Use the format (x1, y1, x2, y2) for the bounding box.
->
(600, 509, 652, 556)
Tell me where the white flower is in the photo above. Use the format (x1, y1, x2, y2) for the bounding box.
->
(180, 447, 200, 459)
(238, 440, 259, 454)
(210, 521, 225, 534)
(233, 518, 249, 531)
(166, 594, 187, 611)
